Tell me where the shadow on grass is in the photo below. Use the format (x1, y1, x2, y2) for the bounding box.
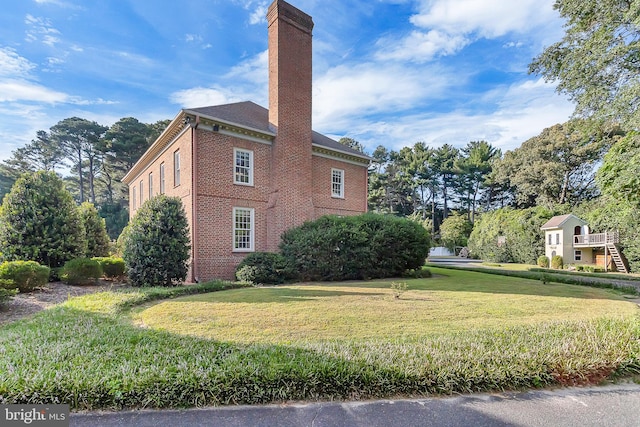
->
(412, 267, 634, 301)
(2, 303, 637, 411)
(176, 286, 389, 304)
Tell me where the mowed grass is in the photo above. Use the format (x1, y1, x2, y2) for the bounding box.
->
(133, 268, 638, 344)
(1, 267, 639, 410)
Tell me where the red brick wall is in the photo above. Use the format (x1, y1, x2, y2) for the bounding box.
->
(312, 155, 368, 216)
(193, 128, 271, 281)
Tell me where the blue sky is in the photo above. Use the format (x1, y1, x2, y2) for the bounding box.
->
(0, 0, 574, 162)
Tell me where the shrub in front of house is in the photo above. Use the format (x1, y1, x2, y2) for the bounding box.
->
(537, 255, 550, 268)
(92, 257, 126, 279)
(123, 195, 190, 287)
(235, 252, 295, 285)
(280, 213, 430, 281)
(551, 255, 563, 270)
(0, 171, 85, 269)
(0, 260, 50, 292)
(61, 258, 103, 285)
(79, 202, 111, 258)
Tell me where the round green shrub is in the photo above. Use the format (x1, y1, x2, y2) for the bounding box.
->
(537, 255, 550, 268)
(0, 260, 50, 292)
(79, 202, 111, 257)
(92, 257, 126, 279)
(122, 195, 190, 287)
(0, 171, 85, 269)
(235, 252, 295, 285)
(280, 213, 430, 281)
(551, 255, 564, 270)
(61, 258, 103, 285)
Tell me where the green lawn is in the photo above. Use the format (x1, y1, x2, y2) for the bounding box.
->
(133, 269, 637, 344)
(1, 267, 639, 410)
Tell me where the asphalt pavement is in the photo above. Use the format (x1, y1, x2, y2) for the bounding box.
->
(70, 383, 640, 427)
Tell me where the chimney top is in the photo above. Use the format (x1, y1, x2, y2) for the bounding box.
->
(267, 0, 313, 34)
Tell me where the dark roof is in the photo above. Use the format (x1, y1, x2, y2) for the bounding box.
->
(540, 214, 586, 230)
(185, 101, 370, 160)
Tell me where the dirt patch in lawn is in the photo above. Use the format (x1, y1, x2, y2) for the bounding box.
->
(0, 281, 130, 325)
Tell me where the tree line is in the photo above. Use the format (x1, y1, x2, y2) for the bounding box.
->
(0, 117, 170, 238)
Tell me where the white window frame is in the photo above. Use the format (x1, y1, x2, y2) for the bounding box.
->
(233, 207, 255, 252)
(148, 172, 153, 198)
(160, 162, 165, 194)
(174, 150, 181, 187)
(234, 148, 254, 186)
(574, 250, 582, 262)
(331, 168, 344, 198)
(555, 233, 560, 245)
(139, 180, 144, 203)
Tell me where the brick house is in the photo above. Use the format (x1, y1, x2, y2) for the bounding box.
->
(122, 0, 370, 281)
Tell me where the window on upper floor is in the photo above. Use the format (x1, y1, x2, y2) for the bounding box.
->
(174, 150, 181, 187)
(548, 234, 552, 245)
(139, 180, 143, 203)
(234, 148, 254, 186)
(233, 207, 254, 252)
(160, 162, 165, 194)
(149, 172, 153, 197)
(555, 233, 560, 245)
(331, 168, 344, 198)
(132, 187, 137, 209)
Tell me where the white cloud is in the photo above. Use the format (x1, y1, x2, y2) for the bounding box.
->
(169, 87, 247, 108)
(34, 0, 80, 8)
(0, 79, 69, 103)
(25, 14, 62, 46)
(248, 2, 268, 25)
(226, 50, 268, 86)
(377, 0, 559, 62)
(376, 30, 468, 62)
(185, 33, 203, 43)
(0, 47, 36, 77)
(329, 77, 575, 154)
(313, 62, 452, 130)
(410, 0, 556, 37)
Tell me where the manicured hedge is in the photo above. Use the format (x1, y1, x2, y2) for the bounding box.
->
(280, 214, 430, 281)
(0, 260, 50, 292)
(235, 252, 295, 285)
(92, 257, 126, 279)
(61, 258, 103, 285)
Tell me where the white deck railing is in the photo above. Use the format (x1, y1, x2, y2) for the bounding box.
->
(573, 231, 619, 246)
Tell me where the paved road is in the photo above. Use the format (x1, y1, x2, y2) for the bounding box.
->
(70, 383, 640, 427)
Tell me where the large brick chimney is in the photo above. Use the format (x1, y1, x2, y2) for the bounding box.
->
(266, 0, 315, 250)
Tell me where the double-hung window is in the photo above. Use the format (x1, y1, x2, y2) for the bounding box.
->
(331, 168, 344, 198)
(233, 207, 254, 252)
(139, 181, 144, 203)
(148, 172, 153, 198)
(574, 250, 582, 261)
(174, 150, 181, 187)
(234, 148, 253, 186)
